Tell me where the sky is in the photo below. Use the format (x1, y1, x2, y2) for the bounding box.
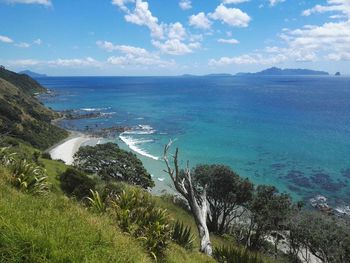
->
(0, 0, 349, 76)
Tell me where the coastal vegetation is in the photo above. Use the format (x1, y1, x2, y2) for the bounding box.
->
(0, 67, 68, 149)
(0, 68, 350, 262)
(73, 143, 154, 189)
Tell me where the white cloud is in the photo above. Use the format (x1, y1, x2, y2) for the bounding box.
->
(218, 38, 239, 44)
(0, 35, 13, 43)
(15, 42, 30, 48)
(223, 0, 249, 4)
(7, 57, 101, 68)
(152, 39, 200, 55)
(302, 0, 350, 18)
(179, 0, 191, 10)
(96, 40, 152, 57)
(33, 38, 42, 45)
(124, 0, 164, 39)
(209, 4, 251, 27)
(5, 0, 51, 6)
(97, 40, 175, 67)
(189, 12, 212, 30)
(48, 57, 101, 67)
(209, 53, 287, 66)
(168, 22, 187, 40)
(326, 52, 350, 61)
(269, 0, 285, 7)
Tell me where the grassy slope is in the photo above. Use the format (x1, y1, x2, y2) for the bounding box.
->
(0, 142, 216, 262)
(0, 167, 152, 263)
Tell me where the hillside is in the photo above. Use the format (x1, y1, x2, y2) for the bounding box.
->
(0, 67, 68, 149)
(18, 70, 48, 78)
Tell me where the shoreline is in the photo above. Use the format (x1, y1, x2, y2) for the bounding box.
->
(48, 131, 99, 165)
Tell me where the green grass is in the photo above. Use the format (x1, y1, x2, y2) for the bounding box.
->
(0, 140, 281, 262)
(0, 167, 152, 263)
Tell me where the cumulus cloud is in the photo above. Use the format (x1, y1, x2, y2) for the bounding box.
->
(152, 39, 199, 55)
(210, 0, 350, 66)
(33, 38, 42, 45)
(179, 0, 191, 10)
(189, 12, 212, 30)
(5, 0, 51, 6)
(123, 0, 164, 39)
(218, 38, 239, 44)
(168, 22, 187, 40)
(97, 40, 175, 67)
(209, 4, 251, 27)
(0, 35, 13, 43)
(302, 0, 350, 18)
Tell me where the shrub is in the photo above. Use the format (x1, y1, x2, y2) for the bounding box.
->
(0, 147, 16, 166)
(59, 168, 96, 200)
(41, 152, 52, 160)
(86, 190, 105, 213)
(213, 246, 264, 263)
(73, 143, 154, 189)
(109, 188, 172, 259)
(172, 220, 195, 250)
(9, 159, 49, 195)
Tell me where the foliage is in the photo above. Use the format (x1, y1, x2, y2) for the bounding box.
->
(59, 168, 96, 200)
(213, 246, 264, 263)
(109, 188, 172, 259)
(247, 185, 293, 250)
(288, 211, 350, 263)
(0, 174, 152, 263)
(193, 164, 253, 234)
(0, 146, 16, 166)
(0, 76, 68, 150)
(86, 189, 106, 213)
(8, 158, 49, 195)
(41, 152, 52, 160)
(172, 220, 196, 250)
(73, 143, 154, 189)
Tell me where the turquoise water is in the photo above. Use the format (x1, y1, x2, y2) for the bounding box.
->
(38, 76, 350, 204)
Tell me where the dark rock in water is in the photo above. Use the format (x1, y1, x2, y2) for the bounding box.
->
(310, 171, 345, 192)
(341, 168, 350, 179)
(335, 72, 341, 76)
(285, 170, 312, 188)
(270, 163, 287, 171)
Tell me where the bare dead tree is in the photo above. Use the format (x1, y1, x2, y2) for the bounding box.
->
(163, 141, 212, 256)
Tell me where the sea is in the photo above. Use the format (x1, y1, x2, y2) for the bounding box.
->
(37, 75, 350, 209)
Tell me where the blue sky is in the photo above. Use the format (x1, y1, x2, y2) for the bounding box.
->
(0, 0, 349, 75)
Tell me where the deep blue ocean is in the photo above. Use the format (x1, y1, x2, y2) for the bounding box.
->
(38, 75, 350, 206)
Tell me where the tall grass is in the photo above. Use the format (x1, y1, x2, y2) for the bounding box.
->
(0, 175, 152, 263)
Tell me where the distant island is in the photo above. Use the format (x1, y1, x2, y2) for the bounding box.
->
(237, 67, 329, 76)
(335, 72, 341, 76)
(19, 70, 48, 78)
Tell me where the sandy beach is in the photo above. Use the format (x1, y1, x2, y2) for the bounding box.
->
(49, 133, 96, 165)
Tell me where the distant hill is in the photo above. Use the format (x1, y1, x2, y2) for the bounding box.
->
(0, 67, 68, 149)
(204, 73, 233, 77)
(237, 67, 329, 76)
(19, 70, 48, 78)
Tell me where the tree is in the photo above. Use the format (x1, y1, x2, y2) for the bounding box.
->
(59, 168, 96, 200)
(163, 142, 212, 256)
(288, 211, 350, 263)
(193, 164, 253, 234)
(73, 143, 154, 189)
(247, 185, 292, 251)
